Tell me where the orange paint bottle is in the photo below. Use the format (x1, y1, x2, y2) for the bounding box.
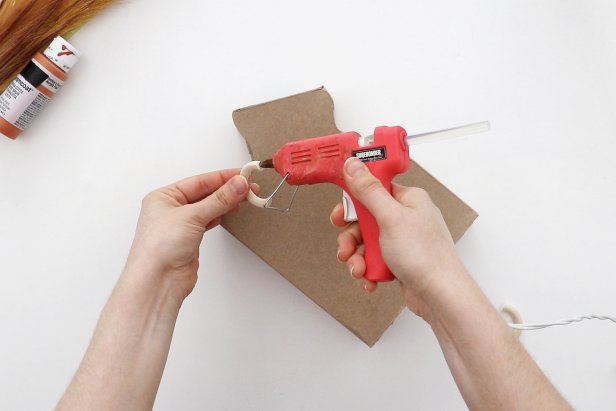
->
(0, 36, 80, 139)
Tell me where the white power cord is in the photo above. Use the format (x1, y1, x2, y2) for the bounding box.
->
(500, 305, 616, 333)
(509, 315, 616, 331)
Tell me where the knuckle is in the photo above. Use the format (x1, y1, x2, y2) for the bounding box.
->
(432, 204, 446, 221)
(380, 206, 404, 228)
(338, 225, 361, 249)
(141, 191, 158, 206)
(337, 229, 352, 246)
(360, 177, 385, 197)
(214, 187, 233, 209)
(408, 187, 430, 200)
(191, 213, 209, 230)
(336, 230, 346, 245)
(398, 187, 432, 206)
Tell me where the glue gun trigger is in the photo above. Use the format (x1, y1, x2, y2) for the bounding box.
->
(342, 190, 358, 222)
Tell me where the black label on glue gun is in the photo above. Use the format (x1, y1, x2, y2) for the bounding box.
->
(352, 146, 387, 162)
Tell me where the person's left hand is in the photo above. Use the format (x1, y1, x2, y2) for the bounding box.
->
(125, 169, 255, 302)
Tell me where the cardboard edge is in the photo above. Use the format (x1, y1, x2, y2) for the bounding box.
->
(410, 160, 479, 241)
(230, 86, 337, 165)
(353, 303, 407, 347)
(459, 213, 479, 240)
(232, 86, 328, 117)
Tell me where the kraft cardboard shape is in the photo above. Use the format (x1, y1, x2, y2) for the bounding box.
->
(222, 87, 478, 346)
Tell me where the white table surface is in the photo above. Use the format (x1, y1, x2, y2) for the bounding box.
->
(1, 0, 615, 409)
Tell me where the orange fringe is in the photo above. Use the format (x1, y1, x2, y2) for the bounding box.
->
(0, 0, 117, 91)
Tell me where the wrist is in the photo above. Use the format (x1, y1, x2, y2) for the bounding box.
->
(122, 254, 188, 310)
(422, 263, 505, 334)
(414, 261, 475, 325)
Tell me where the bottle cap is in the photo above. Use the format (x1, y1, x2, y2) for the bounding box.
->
(43, 36, 81, 73)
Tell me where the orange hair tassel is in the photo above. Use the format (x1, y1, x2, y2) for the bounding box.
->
(0, 0, 117, 91)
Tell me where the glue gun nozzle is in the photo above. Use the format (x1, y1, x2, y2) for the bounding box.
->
(259, 159, 273, 168)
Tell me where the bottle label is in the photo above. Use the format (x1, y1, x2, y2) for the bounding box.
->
(44, 36, 80, 72)
(0, 59, 63, 131)
(32, 59, 64, 93)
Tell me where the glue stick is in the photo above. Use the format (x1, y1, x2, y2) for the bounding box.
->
(0, 36, 80, 139)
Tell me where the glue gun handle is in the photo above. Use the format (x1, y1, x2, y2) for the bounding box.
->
(350, 180, 396, 282)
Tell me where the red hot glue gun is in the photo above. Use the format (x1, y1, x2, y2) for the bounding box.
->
(240, 122, 489, 283)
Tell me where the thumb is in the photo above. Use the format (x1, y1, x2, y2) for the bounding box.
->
(343, 157, 399, 222)
(193, 175, 249, 225)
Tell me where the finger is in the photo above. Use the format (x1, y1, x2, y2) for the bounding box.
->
(362, 279, 378, 293)
(251, 183, 261, 196)
(337, 223, 362, 262)
(329, 202, 347, 227)
(192, 175, 249, 225)
(226, 182, 262, 214)
(164, 169, 241, 205)
(346, 252, 366, 279)
(343, 158, 399, 222)
(230, 183, 261, 213)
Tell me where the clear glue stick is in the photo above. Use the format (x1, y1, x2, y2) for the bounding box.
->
(0, 36, 80, 139)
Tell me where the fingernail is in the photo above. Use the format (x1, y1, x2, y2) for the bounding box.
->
(345, 157, 366, 177)
(231, 175, 248, 195)
(348, 264, 354, 277)
(336, 248, 341, 262)
(363, 282, 370, 292)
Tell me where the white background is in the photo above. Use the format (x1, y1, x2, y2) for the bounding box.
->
(1, 0, 615, 409)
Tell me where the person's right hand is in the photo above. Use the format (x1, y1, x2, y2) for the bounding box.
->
(331, 157, 465, 320)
